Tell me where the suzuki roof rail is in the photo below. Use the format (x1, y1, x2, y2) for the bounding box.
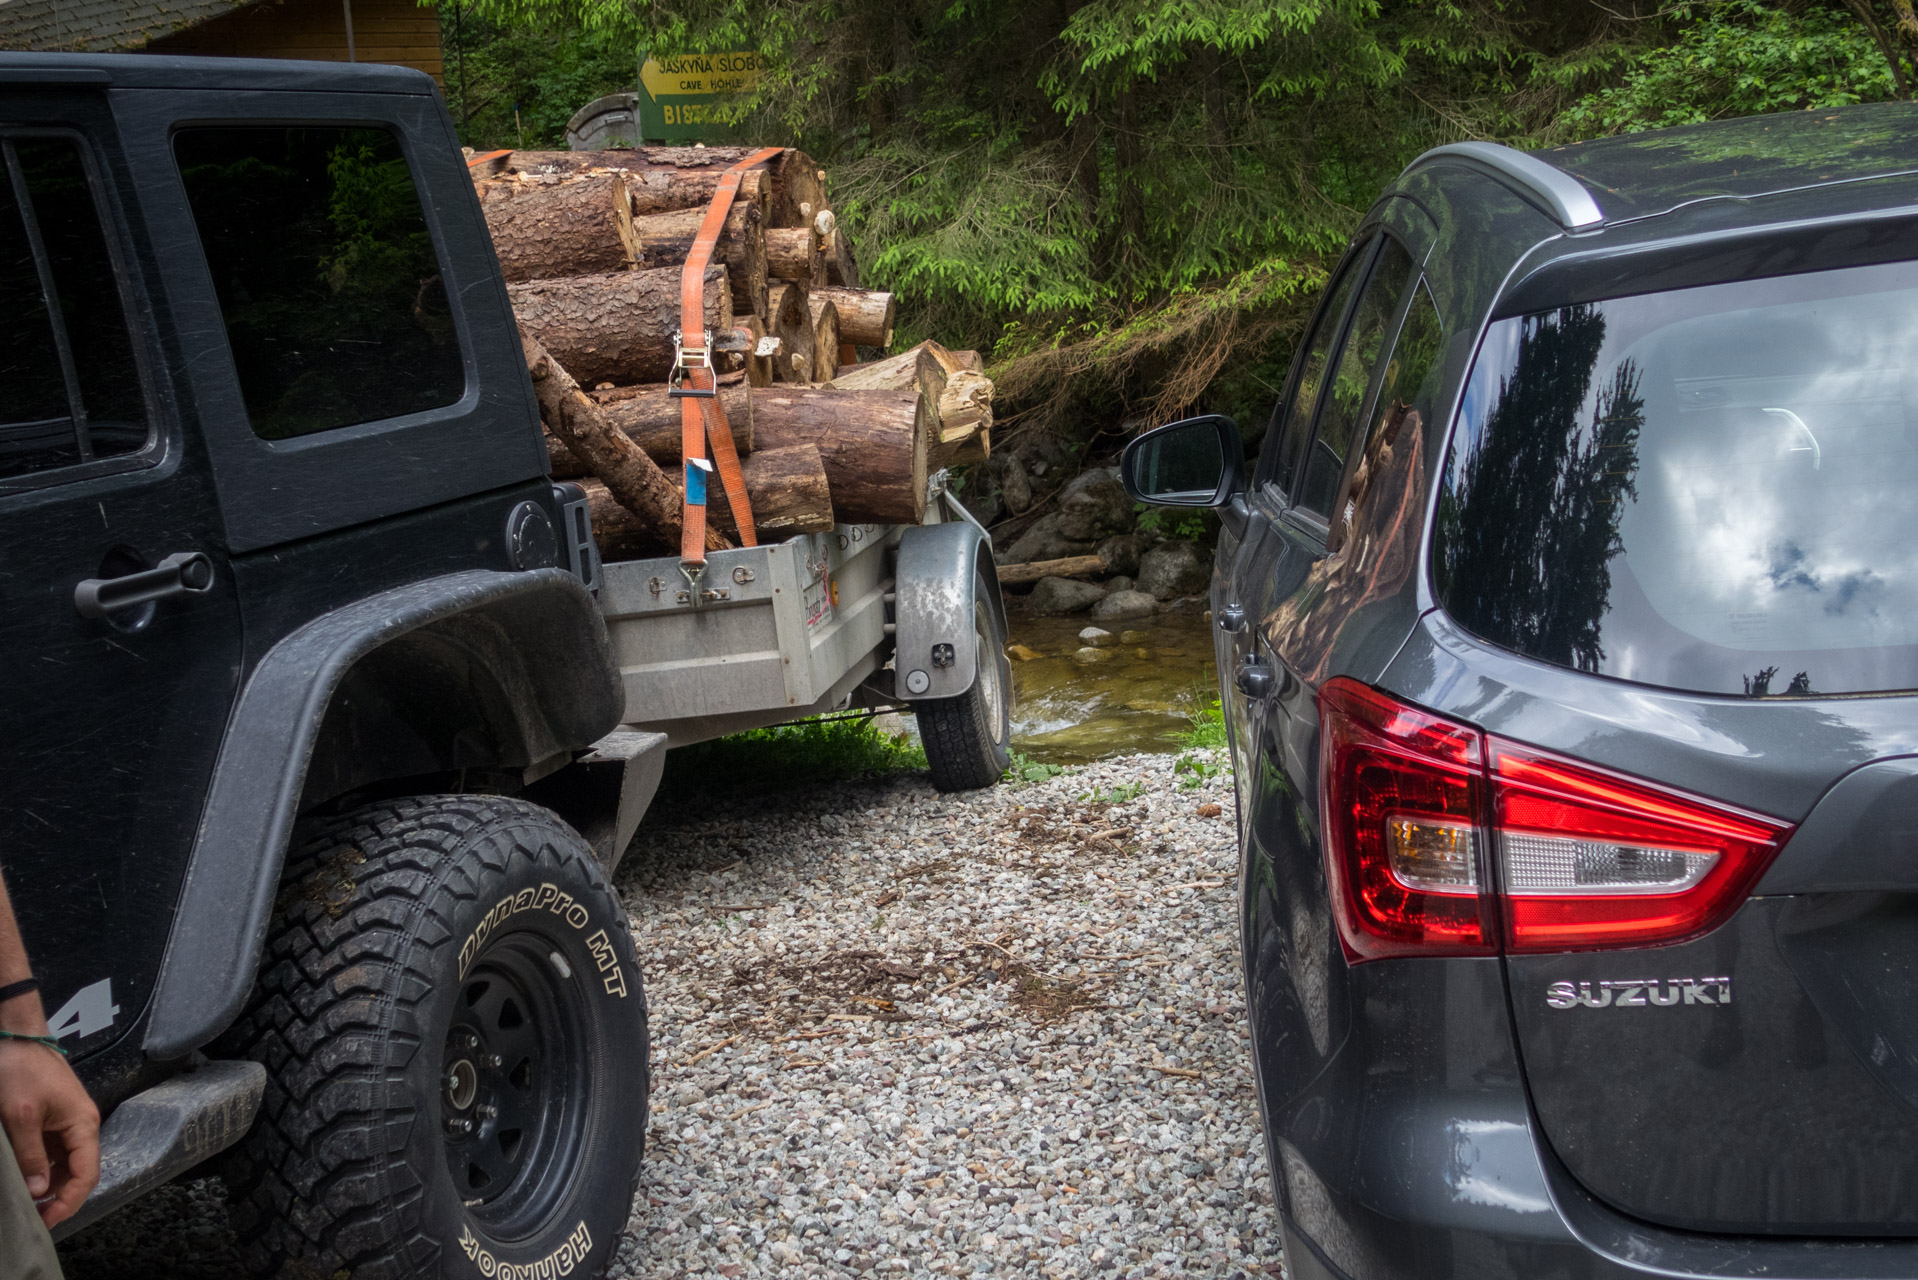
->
(1404, 140, 1605, 231)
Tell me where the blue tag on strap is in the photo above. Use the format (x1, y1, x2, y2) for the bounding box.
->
(685, 459, 711, 506)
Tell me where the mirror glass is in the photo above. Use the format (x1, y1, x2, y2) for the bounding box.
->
(1127, 417, 1226, 504)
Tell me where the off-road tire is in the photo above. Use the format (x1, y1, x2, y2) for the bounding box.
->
(918, 587, 1013, 792)
(217, 795, 649, 1280)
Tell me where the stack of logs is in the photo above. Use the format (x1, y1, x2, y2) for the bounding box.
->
(472, 145, 993, 559)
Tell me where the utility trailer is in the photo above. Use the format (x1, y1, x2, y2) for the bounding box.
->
(564, 478, 1014, 860)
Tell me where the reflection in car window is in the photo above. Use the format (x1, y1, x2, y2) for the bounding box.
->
(0, 136, 149, 482)
(1266, 242, 1372, 497)
(1330, 281, 1443, 550)
(174, 126, 463, 441)
(1297, 239, 1415, 517)
(1434, 260, 1918, 697)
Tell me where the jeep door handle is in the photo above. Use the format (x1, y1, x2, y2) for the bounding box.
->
(74, 552, 215, 619)
(1234, 658, 1274, 699)
(1218, 604, 1246, 633)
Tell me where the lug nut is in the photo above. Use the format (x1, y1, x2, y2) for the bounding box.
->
(477, 1104, 499, 1120)
(485, 1053, 502, 1068)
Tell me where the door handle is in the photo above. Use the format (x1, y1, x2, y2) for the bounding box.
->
(1234, 657, 1274, 699)
(1218, 604, 1246, 633)
(75, 552, 215, 620)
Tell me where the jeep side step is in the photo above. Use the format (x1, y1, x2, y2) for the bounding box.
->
(51, 1058, 266, 1241)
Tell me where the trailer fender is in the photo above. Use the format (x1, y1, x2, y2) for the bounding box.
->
(144, 568, 623, 1061)
(892, 521, 1006, 701)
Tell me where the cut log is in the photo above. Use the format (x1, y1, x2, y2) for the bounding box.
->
(628, 204, 768, 322)
(550, 384, 756, 471)
(501, 150, 771, 218)
(509, 265, 731, 387)
(808, 298, 840, 384)
(823, 225, 860, 287)
(478, 174, 638, 282)
(765, 227, 824, 284)
(521, 331, 727, 553)
(938, 370, 993, 445)
(812, 286, 894, 348)
(767, 282, 816, 384)
(751, 387, 927, 524)
(585, 443, 833, 554)
(744, 313, 775, 387)
(769, 150, 827, 229)
(996, 555, 1104, 586)
(830, 338, 993, 466)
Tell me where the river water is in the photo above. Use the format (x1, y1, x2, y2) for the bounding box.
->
(1003, 610, 1220, 762)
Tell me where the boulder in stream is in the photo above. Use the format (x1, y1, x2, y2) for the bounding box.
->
(1027, 575, 1107, 615)
(1139, 540, 1210, 600)
(1079, 627, 1115, 647)
(1091, 589, 1159, 621)
(1057, 467, 1135, 541)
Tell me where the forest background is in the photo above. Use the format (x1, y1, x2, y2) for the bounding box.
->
(444, 0, 1913, 464)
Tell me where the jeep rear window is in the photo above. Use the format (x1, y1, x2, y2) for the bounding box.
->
(1434, 260, 1918, 698)
(173, 126, 463, 441)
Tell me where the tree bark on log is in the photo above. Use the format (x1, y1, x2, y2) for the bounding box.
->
(521, 331, 728, 553)
(765, 227, 824, 283)
(812, 286, 894, 347)
(627, 204, 768, 322)
(823, 225, 860, 287)
(509, 265, 731, 387)
(478, 175, 639, 283)
(808, 299, 840, 384)
(831, 339, 992, 465)
(769, 150, 827, 229)
(547, 383, 756, 473)
(751, 387, 927, 524)
(996, 554, 1104, 585)
(767, 282, 816, 384)
(501, 150, 771, 218)
(584, 444, 833, 555)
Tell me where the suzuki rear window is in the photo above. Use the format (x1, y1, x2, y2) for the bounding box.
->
(1434, 260, 1918, 697)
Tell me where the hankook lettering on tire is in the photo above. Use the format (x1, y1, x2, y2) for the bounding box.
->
(458, 1220, 592, 1278)
(1545, 977, 1732, 1009)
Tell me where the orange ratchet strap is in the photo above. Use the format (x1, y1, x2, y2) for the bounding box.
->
(674, 146, 786, 580)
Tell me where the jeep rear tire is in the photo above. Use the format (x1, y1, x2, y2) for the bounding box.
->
(218, 795, 649, 1280)
(917, 587, 1013, 792)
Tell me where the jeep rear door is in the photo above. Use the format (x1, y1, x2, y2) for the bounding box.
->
(0, 83, 243, 1076)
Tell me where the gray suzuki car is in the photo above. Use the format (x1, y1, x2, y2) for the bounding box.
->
(1124, 105, 1918, 1279)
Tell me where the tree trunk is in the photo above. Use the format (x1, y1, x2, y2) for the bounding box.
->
(832, 339, 992, 465)
(549, 383, 756, 472)
(521, 331, 727, 553)
(502, 150, 771, 217)
(997, 554, 1103, 585)
(812, 286, 895, 348)
(768, 282, 817, 384)
(769, 150, 828, 229)
(509, 265, 731, 387)
(808, 298, 840, 383)
(628, 204, 768, 322)
(765, 227, 824, 283)
(751, 387, 927, 524)
(823, 225, 860, 287)
(584, 444, 833, 556)
(477, 175, 639, 283)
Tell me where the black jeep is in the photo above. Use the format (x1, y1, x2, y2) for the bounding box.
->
(0, 53, 653, 1277)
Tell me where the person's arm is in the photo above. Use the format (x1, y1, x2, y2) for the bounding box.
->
(0, 869, 99, 1229)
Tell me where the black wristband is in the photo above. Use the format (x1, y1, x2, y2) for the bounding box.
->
(0, 978, 38, 1005)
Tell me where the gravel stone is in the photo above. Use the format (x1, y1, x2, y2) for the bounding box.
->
(59, 752, 1281, 1280)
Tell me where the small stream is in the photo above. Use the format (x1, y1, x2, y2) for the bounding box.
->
(1004, 610, 1220, 762)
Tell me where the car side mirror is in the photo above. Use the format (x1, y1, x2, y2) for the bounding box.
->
(1119, 414, 1245, 507)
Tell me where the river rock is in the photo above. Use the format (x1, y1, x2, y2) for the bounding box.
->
(1139, 540, 1210, 600)
(1027, 575, 1107, 616)
(1079, 626, 1115, 647)
(1096, 532, 1148, 577)
(1071, 645, 1113, 665)
(1105, 575, 1135, 594)
(961, 479, 1001, 527)
(995, 453, 1035, 514)
(1057, 467, 1135, 541)
(1090, 589, 1159, 622)
(1119, 629, 1151, 644)
(1002, 513, 1099, 565)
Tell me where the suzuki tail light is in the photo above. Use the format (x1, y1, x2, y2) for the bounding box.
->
(1318, 679, 1794, 961)
(1319, 680, 1496, 960)
(1491, 742, 1792, 953)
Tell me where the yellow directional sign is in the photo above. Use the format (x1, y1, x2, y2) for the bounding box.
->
(640, 53, 764, 100)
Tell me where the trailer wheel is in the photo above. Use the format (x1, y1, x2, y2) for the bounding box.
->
(218, 795, 648, 1280)
(918, 589, 1013, 791)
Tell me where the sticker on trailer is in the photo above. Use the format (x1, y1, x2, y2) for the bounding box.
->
(804, 580, 834, 628)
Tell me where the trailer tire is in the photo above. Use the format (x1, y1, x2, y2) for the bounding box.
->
(217, 795, 648, 1280)
(918, 588, 1013, 792)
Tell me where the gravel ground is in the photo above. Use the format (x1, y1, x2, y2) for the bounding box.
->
(58, 748, 1283, 1280)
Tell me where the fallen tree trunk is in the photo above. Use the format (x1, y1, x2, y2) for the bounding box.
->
(628, 203, 768, 323)
(808, 298, 840, 384)
(509, 265, 730, 387)
(478, 175, 639, 282)
(765, 227, 823, 283)
(812, 286, 894, 348)
(584, 443, 833, 554)
(522, 331, 727, 553)
(751, 387, 927, 524)
(996, 554, 1104, 586)
(767, 282, 816, 384)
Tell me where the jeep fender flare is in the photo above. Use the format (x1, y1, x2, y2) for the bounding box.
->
(144, 568, 622, 1060)
(891, 519, 1006, 703)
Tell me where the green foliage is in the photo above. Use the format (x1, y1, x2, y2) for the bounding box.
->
(656, 715, 927, 799)
(1080, 780, 1147, 804)
(1178, 697, 1228, 751)
(1173, 750, 1224, 790)
(1562, 1, 1898, 135)
(1135, 503, 1211, 543)
(440, 6, 643, 149)
(1005, 751, 1068, 785)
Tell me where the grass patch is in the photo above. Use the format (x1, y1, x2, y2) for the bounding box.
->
(1005, 750, 1066, 786)
(1178, 696, 1227, 751)
(656, 716, 926, 800)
